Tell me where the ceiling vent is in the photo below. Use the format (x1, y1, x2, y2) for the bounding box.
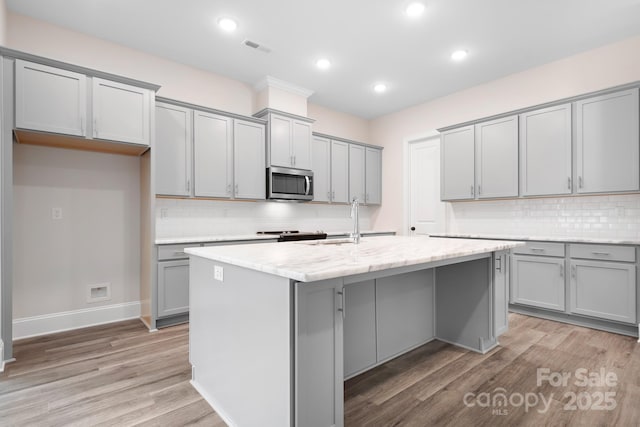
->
(242, 39, 271, 53)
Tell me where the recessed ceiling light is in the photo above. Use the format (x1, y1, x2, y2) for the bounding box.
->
(451, 49, 468, 61)
(218, 17, 238, 32)
(373, 83, 387, 93)
(405, 2, 425, 18)
(316, 58, 331, 70)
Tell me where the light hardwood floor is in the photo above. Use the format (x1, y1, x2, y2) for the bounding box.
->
(1, 314, 638, 426)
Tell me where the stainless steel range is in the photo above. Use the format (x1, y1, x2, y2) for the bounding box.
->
(257, 230, 328, 242)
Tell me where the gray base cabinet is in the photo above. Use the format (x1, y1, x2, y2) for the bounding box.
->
(511, 254, 565, 311)
(570, 260, 636, 324)
(494, 252, 509, 336)
(157, 260, 189, 318)
(343, 280, 376, 377)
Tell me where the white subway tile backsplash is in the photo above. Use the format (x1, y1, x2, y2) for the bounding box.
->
(447, 194, 640, 240)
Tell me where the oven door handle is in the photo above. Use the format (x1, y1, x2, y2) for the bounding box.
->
(304, 176, 311, 196)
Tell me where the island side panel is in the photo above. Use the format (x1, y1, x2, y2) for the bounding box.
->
(189, 256, 293, 427)
(435, 256, 496, 353)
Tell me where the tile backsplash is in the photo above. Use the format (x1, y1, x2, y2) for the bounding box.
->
(447, 194, 640, 240)
(155, 198, 374, 239)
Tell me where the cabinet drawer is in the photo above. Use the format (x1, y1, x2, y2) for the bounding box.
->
(570, 244, 635, 262)
(513, 241, 565, 257)
(158, 243, 201, 260)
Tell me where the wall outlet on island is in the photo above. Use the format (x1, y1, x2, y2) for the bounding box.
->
(214, 265, 224, 282)
(51, 207, 63, 220)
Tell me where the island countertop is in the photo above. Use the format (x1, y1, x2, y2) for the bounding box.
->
(185, 235, 523, 282)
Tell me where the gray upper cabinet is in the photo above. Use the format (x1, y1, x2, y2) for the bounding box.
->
(349, 144, 366, 203)
(234, 119, 266, 200)
(576, 88, 639, 194)
(441, 125, 475, 200)
(365, 147, 382, 205)
(520, 104, 572, 196)
(92, 77, 151, 146)
(155, 102, 192, 196)
(15, 59, 87, 137)
(475, 115, 518, 198)
(265, 112, 313, 170)
(331, 140, 350, 204)
(311, 136, 331, 202)
(193, 111, 233, 198)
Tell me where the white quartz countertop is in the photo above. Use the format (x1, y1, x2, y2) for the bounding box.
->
(185, 235, 523, 282)
(429, 233, 640, 246)
(155, 230, 396, 245)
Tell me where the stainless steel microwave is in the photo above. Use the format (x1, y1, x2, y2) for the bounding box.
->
(267, 166, 314, 201)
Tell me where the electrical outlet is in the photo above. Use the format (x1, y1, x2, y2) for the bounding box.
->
(214, 265, 224, 281)
(52, 207, 63, 220)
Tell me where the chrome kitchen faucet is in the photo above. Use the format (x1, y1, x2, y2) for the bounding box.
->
(350, 197, 361, 244)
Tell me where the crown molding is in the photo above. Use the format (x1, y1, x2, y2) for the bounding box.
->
(254, 75, 314, 98)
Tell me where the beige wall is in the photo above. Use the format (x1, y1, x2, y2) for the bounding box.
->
(370, 35, 640, 232)
(0, 0, 6, 46)
(308, 102, 370, 143)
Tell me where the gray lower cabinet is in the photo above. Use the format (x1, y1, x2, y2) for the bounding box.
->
(575, 88, 639, 194)
(343, 280, 376, 378)
(157, 259, 190, 318)
(511, 254, 565, 311)
(441, 125, 475, 200)
(570, 259, 636, 324)
(295, 279, 344, 427)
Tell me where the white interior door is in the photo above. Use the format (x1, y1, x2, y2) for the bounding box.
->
(408, 135, 446, 235)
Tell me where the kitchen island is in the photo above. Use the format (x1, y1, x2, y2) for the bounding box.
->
(185, 235, 522, 427)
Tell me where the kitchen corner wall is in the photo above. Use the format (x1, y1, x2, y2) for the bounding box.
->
(0, 0, 7, 46)
(447, 194, 640, 240)
(156, 198, 374, 239)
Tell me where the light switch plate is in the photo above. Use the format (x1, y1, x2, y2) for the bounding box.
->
(214, 265, 224, 281)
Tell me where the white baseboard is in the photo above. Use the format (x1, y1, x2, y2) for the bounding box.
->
(13, 301, 141, 340)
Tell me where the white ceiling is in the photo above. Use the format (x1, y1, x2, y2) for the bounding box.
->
(7, 0, 640, 119)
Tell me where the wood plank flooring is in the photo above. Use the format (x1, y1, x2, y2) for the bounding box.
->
(2, 314, 638, 426)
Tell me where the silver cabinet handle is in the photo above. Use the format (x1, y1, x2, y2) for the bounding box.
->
(337, 289, 345, 318)
(332, 191, 335, 200)
(495, 256, 502, 272)
(173, 251, 186, 256)
(226, 184, 232, 195)
(578, 176, 583, 188)
(470, 185, 474, 196)
(235, 184, 239, 195)
(80, 117, 85, 135)
(327, 191, 331, 201)
(568, 177, 571, 190)
(571, 265, 576, 278)
(293, 155, 296, 167)
(186, 179, 190, 192)
(530, 248, 546, 252)
(560, 264, 564, 277)
(93, 118, 98, 137)
(478, 185, 482, 196)
(592, 251, 610, 256)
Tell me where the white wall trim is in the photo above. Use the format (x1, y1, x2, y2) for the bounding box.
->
(13, 301, 141, 340)
(402, 130, 443, 236)
(0, 339, 4, 372)
(253, 75, 314, 98)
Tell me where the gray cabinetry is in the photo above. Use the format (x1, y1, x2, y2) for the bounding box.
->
(269, 114, 292, 168)
(155, 102, 192, 196)
(331, 140, 350, 204)
(441, 125, 475, 200)
(343, 280, 376, 378)
(92, 77, 151, 146)
(292, 120, 312, 170)
(511, 253, 565, 311)
(157, 259, 190, 318)
(576, 88, 639, 194)
(15, 59, 86, 137)
(365, 147, 382, 205)
(475, 115, 518, 198)
(234, 119, 266, 199)
(349, 144, 365, 203)
(260, 110, 313, 169)
(295, 279, 344, 427)
(494, 251, 509, 336)
(519, 104, 572, 196)
(193, 110, 233, 198)
(312, 135, 331, 202)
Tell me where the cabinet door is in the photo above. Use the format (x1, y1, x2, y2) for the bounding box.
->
(441, 125, 475, 200)
(494, 252, 509, 336)
(15, 59, 87, 137)
(270, 114, 292, 167)
(234, 119, 266, 200)
(157, 260, 189, 318)
(576, 89, 639, 193)
(349, 144, 366, 203)
(376, 270, 434, 362)
(365, 147, 382, 205)
(570, 260, 636, 324)
(312, 136, 331, 202)
(475, 115, 518, 198)
(511, 255, 565, 311)
(295, 279, 344, 427)
(344, 280, 376, 378)
(193, 111, 232, 198)
(155, 103, 192, 196)
(331, 140, 349, 204)
(520, 104, 572, 196)
(292, 120, 312, 170)
(92, 78, 150, 145)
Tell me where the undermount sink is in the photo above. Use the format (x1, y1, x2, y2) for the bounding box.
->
(297, 238, 355, 246)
